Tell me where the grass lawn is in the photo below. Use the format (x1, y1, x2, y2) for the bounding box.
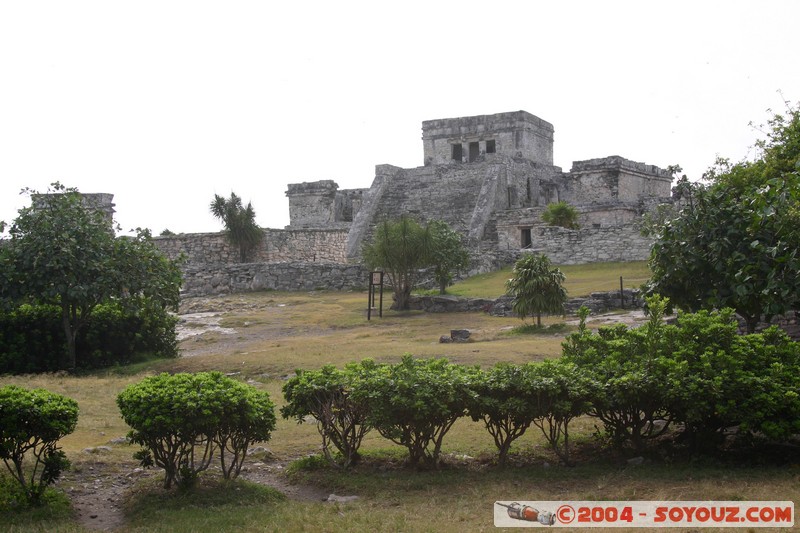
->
(445, 260, 651, 298)
(2, 261, 797, 532)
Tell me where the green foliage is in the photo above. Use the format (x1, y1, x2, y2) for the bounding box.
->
(0, 184, 183, 370)
(351, 356, 475, 468)
(210, 192, 264, 262)
(541, 201, 580, 229)
(569, 297, 680, 451)
(666, 311, 800, 449)
(505, 253, 567, 327)
(466, 363, 537, 466)
(0, 301, 178, 374)
(0, 386, 78, 505)
(465, 360, 590, 466)
(363, 218, 469, 307)
(563, 298, 800, 453)
(281, 363, 372, 468)
(467, 359, 593, 466)
(427, 220, 470, 294)
(646, 104, 800, 332)
(647, 176, 800, 332)
(117, 372, 276, 488)
(362, 217, 432, 311)
(528, 359, 595, 466)
(0, 474, 74, 528)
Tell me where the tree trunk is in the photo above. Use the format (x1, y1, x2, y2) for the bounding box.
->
(394, 284, 412, 310)
(61, 303, 77, 371)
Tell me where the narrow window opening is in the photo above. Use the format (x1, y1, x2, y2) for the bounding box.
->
(469, 141, 480, 162)
(521, 228, 532, 248)
(486, 140, 496, 153)
(451, 144, 463, 162)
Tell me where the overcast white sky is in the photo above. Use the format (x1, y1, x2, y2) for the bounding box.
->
(1, 1, 798, 235)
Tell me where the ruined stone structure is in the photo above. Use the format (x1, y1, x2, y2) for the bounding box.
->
(298, 110, 672, 266)
(154, 110, 674, 295)
(33, 193, 116, 224)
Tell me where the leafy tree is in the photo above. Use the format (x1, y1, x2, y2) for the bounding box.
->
(362, 218, 470, 306)
(466, 363, 538, 466)
(646, 103, 800, 332)
(210, 192, 264, 262)
(505, 253, 567, 327)
(117, 372, 276, 488)
(281, 363, 372, 468)
(362, 217, 431, 310)
(466, 360, 591, 466)
(528, 359, 594, 466)
(427, 220, 470, 294)
(351, 356, 474, 468)
(0, 386, 78, 504)
(541, 201, 580, 229)
(646, 175, 800, 333)
(0, 184, 183, 370)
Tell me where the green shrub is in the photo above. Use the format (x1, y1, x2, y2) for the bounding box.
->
(466, 363, 539, 466)
(0, 300, 178, 374)
(527, 359, 595, 466)
(351, 356, 476, 468)
(666, 310, 800, 450)
(563, 298, 683, 451)
(564, 298, 800, 454)
(281, 363, 372, 468)
(468, 360, 593, 466)
(117, 372, 276, 489)
(0, 385, 78, 504)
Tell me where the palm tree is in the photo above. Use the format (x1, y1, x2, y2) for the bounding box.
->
(505, 253, 567, 327)
(541, 201, 580, 229)
(209, 193, 263, 262)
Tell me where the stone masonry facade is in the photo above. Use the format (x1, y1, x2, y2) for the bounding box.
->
(151, 110, 674, 295)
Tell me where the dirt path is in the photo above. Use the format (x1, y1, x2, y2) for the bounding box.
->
(61, 297, 336, 531)
(62, 456, 329, 532)
(59, 457, 151, 532)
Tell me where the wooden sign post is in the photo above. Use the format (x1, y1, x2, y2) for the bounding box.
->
(368, 271, 384, 320)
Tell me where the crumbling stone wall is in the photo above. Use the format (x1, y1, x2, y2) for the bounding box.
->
(154, 228, 350, 266)
(180, 261, 368, 296)
(285, 180, 365, 228)
(494, 223, 652, 264)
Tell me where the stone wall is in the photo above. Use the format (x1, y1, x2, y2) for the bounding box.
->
(495, 222, 652, 264)
(181, 261, 369, 296)
(154, 228, 350, 266)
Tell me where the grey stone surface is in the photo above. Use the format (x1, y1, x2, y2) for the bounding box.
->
(450, 329, 471, 342)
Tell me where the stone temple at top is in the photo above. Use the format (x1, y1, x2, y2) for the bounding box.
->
(285, 110, 672, 266)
